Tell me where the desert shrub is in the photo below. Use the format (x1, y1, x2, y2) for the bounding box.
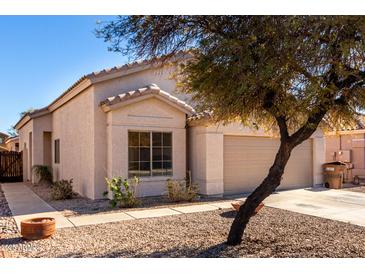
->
(166, 179, 199, 202)
(32, 165, 53, 184)
(103, 176, 140, 208)
(51, 179, 74, 200)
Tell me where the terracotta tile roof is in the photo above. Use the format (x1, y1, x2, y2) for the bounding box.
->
(100, 84, 195, 114)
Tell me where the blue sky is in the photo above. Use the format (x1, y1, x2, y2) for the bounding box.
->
(0, 16, 127, 134)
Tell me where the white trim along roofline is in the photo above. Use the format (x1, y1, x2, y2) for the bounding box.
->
(100, 83, 195, 115)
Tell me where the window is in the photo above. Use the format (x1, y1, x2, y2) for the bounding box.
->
(128, 132, 172, 177)
(54, 139, 60, 164)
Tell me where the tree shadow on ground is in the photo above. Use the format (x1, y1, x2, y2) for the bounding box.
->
(220, 210, 236, 219)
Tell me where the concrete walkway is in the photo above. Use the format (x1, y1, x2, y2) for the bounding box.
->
(4, 182, 365, 230)
(1, 183, 74, 229)
(264, 188, 365, 227)
(2, 182, 235, 230)
(68, 200, 234, 227)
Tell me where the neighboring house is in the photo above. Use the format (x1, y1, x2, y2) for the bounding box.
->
(325, 120, 365, 181)
(5, 136, 20, 152)
(14, 53, 325, 199)
(0, 132, 9, 151)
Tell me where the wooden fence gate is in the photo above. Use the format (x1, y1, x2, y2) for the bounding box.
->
(0, 151, 23, 182)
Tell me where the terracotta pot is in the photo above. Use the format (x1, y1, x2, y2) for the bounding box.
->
(20, 217, 55, 240)
(231, 202, 265, 215)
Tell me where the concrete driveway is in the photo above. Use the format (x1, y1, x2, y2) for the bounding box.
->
(264, 187, 365, 227)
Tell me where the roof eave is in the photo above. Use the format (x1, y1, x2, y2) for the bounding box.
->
(101, 93, 195, 116)
(325, 128, 365, 136)
(14, 108, 50, 130)
(14, 115, 31, 131)
(5, 136, 19, 145)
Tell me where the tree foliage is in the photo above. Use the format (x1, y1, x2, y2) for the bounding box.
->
(97, 16, 365, 245)
(97, 16, 365, 132)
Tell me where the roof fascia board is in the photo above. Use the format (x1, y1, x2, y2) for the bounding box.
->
(326, 129, 365, 136)
(5, 137, 19, 145)
(15, 109, 50, 130)
(14, 115, 31, 130)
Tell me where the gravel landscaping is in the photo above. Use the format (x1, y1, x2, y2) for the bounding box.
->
(2, 201, 365, 258)
(0, 184, 18, 236)
(25, 182, 236, 217)
(4, 183, 365, 258)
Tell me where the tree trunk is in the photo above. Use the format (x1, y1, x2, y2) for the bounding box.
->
(226, 140, 293, 245)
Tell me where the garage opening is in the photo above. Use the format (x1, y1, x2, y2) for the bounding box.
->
(223, 136, 313, 195)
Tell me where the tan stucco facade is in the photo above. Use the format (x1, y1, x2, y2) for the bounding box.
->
(189, 123, 325, 196)
(18, 113, 52, 183)
(104, 97, 187, 197)
(51, 86, 95, 197)
(16, 64, 190, 199)
(91, 66, 186, 198)
(15, 59, 326, 199)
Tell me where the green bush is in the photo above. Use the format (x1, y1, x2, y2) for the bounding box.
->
(32, 165, 53, 184)
(166, 179, 199, 202)
(51, 179, 74, 200)
(104, 176, 140, 208)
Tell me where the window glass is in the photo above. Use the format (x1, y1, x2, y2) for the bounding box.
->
(163, 132, 172, 147)
(162, 148, 172, 161)
(152, 132, 162, 146)
(152, 147, 162, 161)
(54, 139, 60, 164)
(140, 147, 151, 162)
(128, 132, 139, 147)
(139, 132, 150, 147)
(128, 131, 173, 177)
(128, 147, 139, 162)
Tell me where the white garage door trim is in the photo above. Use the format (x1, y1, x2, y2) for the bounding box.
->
(223, 135, 313, 195)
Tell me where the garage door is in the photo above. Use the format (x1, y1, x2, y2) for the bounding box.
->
(224, 136, 313, 195)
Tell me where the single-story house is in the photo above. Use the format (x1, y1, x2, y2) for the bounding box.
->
(5, 136, 20, 152)
(14, 54, 325, 199)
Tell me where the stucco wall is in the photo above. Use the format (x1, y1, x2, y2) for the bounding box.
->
(17, 114, 52, 182)
(106, 97, 187, 197)
(189, 123, 325, 196)
(92, 66, 185, 198)
(51, 86, 95, 198)
(18, 120, 33, 182)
